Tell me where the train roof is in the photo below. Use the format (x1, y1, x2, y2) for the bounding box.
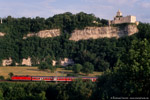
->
(12, 76, 98, 78)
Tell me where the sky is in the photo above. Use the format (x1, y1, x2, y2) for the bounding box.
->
(0, 0, 150, 23)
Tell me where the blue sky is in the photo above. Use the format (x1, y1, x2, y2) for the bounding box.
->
(0, 0, 150, 22)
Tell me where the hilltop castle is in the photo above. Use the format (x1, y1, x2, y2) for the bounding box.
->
(109, 10, 139, 25)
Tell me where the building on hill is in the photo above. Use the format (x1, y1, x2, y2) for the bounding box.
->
(108, 10, 139, 25)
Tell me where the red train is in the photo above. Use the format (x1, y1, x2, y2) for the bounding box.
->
(11, 76, 97, 82)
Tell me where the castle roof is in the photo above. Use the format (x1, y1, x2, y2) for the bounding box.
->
(116, 10, 122, 17)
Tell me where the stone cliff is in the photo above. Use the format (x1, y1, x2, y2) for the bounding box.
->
(23, 29, 60, 39)
(0, 32, 5, 36)
(69, 25, 138, 41)
(1, 57, 74, 67)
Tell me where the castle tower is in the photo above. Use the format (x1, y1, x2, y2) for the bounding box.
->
(116, 10, 122, 17)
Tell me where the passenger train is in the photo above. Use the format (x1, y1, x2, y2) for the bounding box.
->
(11, 76, 98, 82)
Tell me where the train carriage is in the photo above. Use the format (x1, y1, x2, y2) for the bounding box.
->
(11, 76, 32, 81)
(54, 76, 76, 82)
(32, 76, 53, 81)
(11, 76, 98, 82)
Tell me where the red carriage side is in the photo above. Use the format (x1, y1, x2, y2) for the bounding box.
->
(11, 76, 32, 81)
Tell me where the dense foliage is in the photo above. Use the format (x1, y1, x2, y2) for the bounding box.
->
(72, 64, 83, 73)
(0, 80, 96, 100)
(94, 39, 150, 99)
(0, 12, 109, 71)
(0, 12, 150, 99)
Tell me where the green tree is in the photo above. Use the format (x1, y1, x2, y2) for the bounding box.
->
(49, 65, 56, 73)
(73, 64, 83, 73)
(97, 60, 110, 71)
(0, 90, 4, 100)
(95, 39, 150, 99)
(68, 79, 95, 100)
(56, 79, 95, 100)
(8, 72, 14, 78)
(38, 62, 49, 70)
(38, 91, 47, 100)
(82, 62, 94, 75)
(0, 76, 4, 80)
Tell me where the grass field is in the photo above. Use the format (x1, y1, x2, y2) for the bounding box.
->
(0, 66, 102, 78)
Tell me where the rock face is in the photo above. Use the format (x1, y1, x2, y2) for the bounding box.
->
(52, 60, 57, 66)
(23, 29, 60, 39)
(0, 32, 5, 36)
(1, 57, 74, 67)
(60, 58, 74, 66)
(22, 57, 32, 66)
(69, 25, 138, 41)
(52, 58, 74, 66)
(1, 57, 32, 66)
(2, 58, 12, 66)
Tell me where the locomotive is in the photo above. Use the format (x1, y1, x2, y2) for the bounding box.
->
(11, 76, 98, 82)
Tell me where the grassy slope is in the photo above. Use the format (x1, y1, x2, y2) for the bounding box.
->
(0, 66, 102, 78)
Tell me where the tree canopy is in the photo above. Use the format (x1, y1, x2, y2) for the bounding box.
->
(95, 39, 150, 99)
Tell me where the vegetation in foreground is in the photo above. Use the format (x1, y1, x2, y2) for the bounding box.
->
(0, 80, 95, 100)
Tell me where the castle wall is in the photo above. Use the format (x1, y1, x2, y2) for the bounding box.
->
(112, 16, 136, 25)
(130, 16, 136, 23)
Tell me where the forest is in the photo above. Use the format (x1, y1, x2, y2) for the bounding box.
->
(0, 12, 132, 72)
(0, 12, 150, 99)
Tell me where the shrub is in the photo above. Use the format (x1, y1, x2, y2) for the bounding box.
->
(38, 62, 49, 70)
(73, 64, 83, 73)
(8, 72, 14, 78)
(82, 62, 94, 75)
(0, 76, 4, 80)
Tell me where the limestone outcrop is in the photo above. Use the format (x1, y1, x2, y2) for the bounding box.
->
(0, 32, 5, 36)
(2, 58, 12, 66)
(22, 57, 32, 66)
(23, 29, 60, 39)
(60, 58, 74, 66)
(1, 57, 74, 67)
(69, 25, 138, 41)
(1, 57, 32, 66)
(52, 58, 74, 66)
